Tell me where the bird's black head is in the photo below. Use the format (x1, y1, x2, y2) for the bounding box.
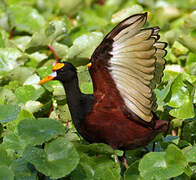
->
(39, 62, 77, 85)
(54, 62, 77, 83)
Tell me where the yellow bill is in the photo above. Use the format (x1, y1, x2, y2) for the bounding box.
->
(39, 72, 57, 85)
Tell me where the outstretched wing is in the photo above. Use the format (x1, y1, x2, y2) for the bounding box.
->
(90, 13, 167, 122)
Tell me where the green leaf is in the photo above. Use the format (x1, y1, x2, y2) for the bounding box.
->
(172, 41, 189, 56)
(0, 146, 12, 166)
(68, 32, 103, 59)
(9, 67, 34, 84)
(0, 165, 14, 180)
(11, 158, 37, 179)
(12, 36, 32, 52)
(125, 161, 143, 180)
(185, 53, 196, 75)
(26, 20, 66, 52)
(167, 74, 195, 119)
(155, 79, 174, 106)
(15, 85, 45, 104)
(72, 153, 121, 180)
(93, 155, 121, 180)
(139, 144, 188, 180)
(76, 143, 116, 155)
(0, 48, 21, 74)
(79, 9, 108, 31)
(23, 137, 79, 179)
(71, 153, 95, 180)
(0, 88, 16, 104)
(22, 100, 43, 113)
(183, 145, 196, 163)
(17, 118, 65, 145)
(166, 144, 188, 176)
(2, 132, 26, 155)
(78, 66, 93, 94)
(8, 5, 45, 34)
(0, 104, 20, 123)
(111, 5, 143, 23)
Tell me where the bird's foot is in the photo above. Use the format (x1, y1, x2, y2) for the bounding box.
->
(113, 154, 119, 163)
(121, 156, 129, 169)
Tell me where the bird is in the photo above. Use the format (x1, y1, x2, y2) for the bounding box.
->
(39, 13, 168, 151)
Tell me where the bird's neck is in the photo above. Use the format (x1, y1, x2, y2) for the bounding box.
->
(62, 78, 83, 130)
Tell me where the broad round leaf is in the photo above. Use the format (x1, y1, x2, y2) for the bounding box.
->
(168, 74, 195, 119)
(139, 144, 188, 180)
(15, 85, 45, 104)
(2, 132, 26, 155)
(18, 118, 65, 145)
(183, 145, 196, 163)
(0, 165, 14, 180)
(0, 146, 12, 166)
(68, 32, 103, 59)
(125, 161, 143, 180)
(11, 158, 37, 179)
(0, 48, 21, 74)
(23, 137, 79, 179)
(8, 5, 45, 34)
(0, 104, 20, 123)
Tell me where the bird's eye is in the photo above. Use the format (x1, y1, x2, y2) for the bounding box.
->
(60, 69, 64, 72)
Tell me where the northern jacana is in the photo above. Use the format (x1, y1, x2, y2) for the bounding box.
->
(39, 13, 168, 150)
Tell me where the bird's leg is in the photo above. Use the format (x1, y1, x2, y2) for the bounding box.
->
(113, 154, 119, 163)
(118, 151, 129, 169)
(122, 151, 128, 169)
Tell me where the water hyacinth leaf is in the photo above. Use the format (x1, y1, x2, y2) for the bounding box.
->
(92, 155, 121, 180)
(166, 144, 188, 177)
(6, 0, 36, 5)
(8, 67, 34, 84)
(0, 146, 12, 166)
(139, 144, 188, 180)
(0, 104, 20, 123)
(23, 137, 79, 179)
(22, 100, 43, 113)
(8, 5, 45, 34)
(179, 33, 196, 52)
(125, 161, 143, 180)
(0, 31, 4, 48)
(17, 118, 65, 145)
(155, 79, 174, 106)
(167, 74, 195, 119)
(23, 74, 41, 89)
(26, 20, 66, 52)
(185, 53, 196, 75)
(15, 85, 45, 104)
(111, 5, 143, 23)
(71, 153, 95, 180)
(79, 9, 108, 31)
(75, 143, 116, 155)
(0, 48, 21, 74)
(172, 41, 189, 56)
(10, 158, 37, 179)
(72, 153, 121, 180)
(12, 36, 32, 52)
(0, 88, 16, 104)
(68, 32, 103, 59)
(51, 41, 69, 59)
(182, 120, 196, 144)
(59, 0, 84, 15)
(0, 165, 14, 180)
(183, 145, 196, 163)
(2, 132, 26, 155)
